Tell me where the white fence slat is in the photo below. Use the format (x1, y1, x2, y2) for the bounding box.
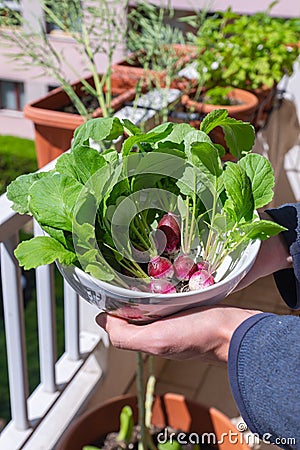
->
(64, 281, 80, 361)
(0, 234, 29, 430)
(34, 221, 57, 393)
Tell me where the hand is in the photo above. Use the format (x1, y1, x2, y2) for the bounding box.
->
(96, 306, 261, 364)
(235, 210, 292, 291)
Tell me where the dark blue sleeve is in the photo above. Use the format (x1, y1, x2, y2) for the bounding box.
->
(228, 313, 300, 449)
(266, 203, 300, 310)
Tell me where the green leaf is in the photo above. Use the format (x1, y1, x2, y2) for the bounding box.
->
(6, 172, 49, 215)
(238, 153, 275, 208)
(221, 119, 255, 158)
(183, 129, 212, 160)
(117, 405, 134, 444)
(14, 236, 77, 269)
(28, 173, 83, 231)
(82, 447, 100, 450)
(223, 162, 254, 222)
(122, 118, 142, 136)
(200, 109, 229, 134)
(191, 141, 223, 177)
(56, 146, 107, 184)
(121, 124, 174, 156)
(72, 146, 107, 183)
(85, 262, 115, 281)
(158, 440, 183, 450)
(200, 110, 255, 159)
(176, 166, 205, 197)
(159, 123, 194, 144)
(240, 220, 286, 240)
(55, 153, 80, 180)
(41, 225, 71, 249)
(72, 117, 124, 148)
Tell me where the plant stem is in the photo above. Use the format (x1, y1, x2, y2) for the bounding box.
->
(137, 352, 147, 450)
(187, 191, 197, 252)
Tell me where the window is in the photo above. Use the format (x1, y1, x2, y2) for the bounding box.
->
(0, 0, 21, 26)
(0, 80, 25, 111)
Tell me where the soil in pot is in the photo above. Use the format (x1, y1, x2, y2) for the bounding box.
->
(95, 424, 214, 450)
(56, 394, 250, 450)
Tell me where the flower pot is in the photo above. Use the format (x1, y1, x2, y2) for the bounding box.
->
(57, 238, 260, 323)
(23, 71, 138, 168)
(181, 88, 259, 123)
(112, 44, 197, 86)
(56, 393, 250, 450)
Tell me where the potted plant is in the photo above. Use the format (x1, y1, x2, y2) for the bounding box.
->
(112, 1, 197, 121)
(0, 0, 141, 167)
(189, 6, 300, 129)
(55, 393, 251, 450)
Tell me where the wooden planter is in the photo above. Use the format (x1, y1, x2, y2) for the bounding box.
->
(24, 71, 138, 168)
(56, 393, 250, 450)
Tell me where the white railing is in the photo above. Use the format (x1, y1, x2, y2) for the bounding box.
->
(0, 160, 106, 449)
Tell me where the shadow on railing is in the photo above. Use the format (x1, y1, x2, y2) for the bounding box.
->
(0, 160, 106, 449)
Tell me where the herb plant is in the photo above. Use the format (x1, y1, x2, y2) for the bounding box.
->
(195, 7, 300, 90)
(7, 110, 285, 294)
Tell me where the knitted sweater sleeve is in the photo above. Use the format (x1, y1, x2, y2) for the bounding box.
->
(228, 313, 300, 448)
(228, 203, 300, 448)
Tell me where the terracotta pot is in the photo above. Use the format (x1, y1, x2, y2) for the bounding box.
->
(181, 88, 259, 123)
(112, 44, 197, 86)
(24, 70, 138, 168)
(56, 393, 250, 450)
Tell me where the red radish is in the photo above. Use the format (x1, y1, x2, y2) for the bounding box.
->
(197, 261, 209, 271)
(148, 256, 174, 279)
(174, 254, 197, 281)
(157, 213, 181, 255)
(150, 279, 177, 294)
(188, 270, 215, 291)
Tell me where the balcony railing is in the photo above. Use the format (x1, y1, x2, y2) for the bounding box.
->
(0, 159, 107, 449)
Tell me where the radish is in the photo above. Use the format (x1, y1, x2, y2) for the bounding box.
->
(150, 279, 177, 294)
(188, 269, 215, 291)
(174, 254, 197, 281)
(197, 261, 209, 271)
(157, 213, 181, 255)
(147, 256, 174, 279)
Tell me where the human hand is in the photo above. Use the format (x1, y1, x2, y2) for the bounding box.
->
(96, 306, 261, 364)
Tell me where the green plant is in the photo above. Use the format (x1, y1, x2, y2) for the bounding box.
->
(126, 1, 195, 119)
(7, 111, 284, 290)
(0, 0, 129, 118)
(195, 6, 300, 90)
(200, 87, 234, 106)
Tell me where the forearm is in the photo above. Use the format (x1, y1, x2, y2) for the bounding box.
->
(228, 313, 300, 447)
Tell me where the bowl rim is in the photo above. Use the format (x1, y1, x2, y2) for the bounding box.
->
(71, 238, 261, 299)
